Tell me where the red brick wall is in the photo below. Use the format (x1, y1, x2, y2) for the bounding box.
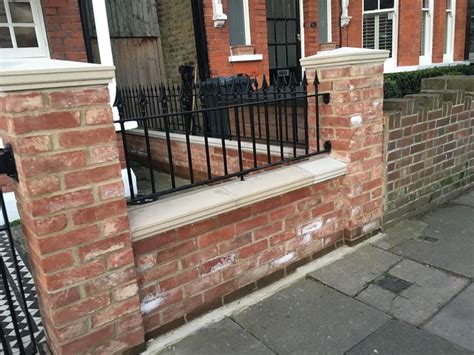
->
(203, 0, 270, 79)
(383, 76, 474, 225)
(398, 0, 421, 66)
(134, 177, 345, 336)
(42, 0, 88, 62)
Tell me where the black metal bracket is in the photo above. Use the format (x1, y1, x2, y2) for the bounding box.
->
(0, 144, 18, 181)
(324, 140, 332, 152)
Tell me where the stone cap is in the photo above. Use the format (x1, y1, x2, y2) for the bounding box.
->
(0, 59, 115, 92)
(300, 47, 390, 70)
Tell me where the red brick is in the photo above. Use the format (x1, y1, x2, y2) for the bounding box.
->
(14, 135, 51, 154)
(42, 286, 81, 309)
(58, 127, 116, 148)
(11, 111, 80, 134)
(197, 225, 234, 248)
(183, 272, 221, 297)
(200, 253, 237, 275)
(30, 188, 94, 216)
(216, 207, 252, 226)
(23, 175, 60, 196)
(203, 279, 237, 302)
(103, 215, 130, 237)
(177, 218, 217, 240)
(112, 283, 139, 302)
(64, 164, 121, 189)
(157, 240, 196, 264)
(118, 312, 143, 333)
(72, 199, 127, 225)
(89, 145, 119, 164)
(139, 261, 179, 285)
(254, 221, 283, 240)
(61, 324, 115, 354)
(91, 296, 140, 328)
(84, 267, 137, 296)
(44, 260, 105, 290)
(107, 248, 134, 269)
(30, 214, 67, 236)
(48, 88, 109, 108)
(36, 225, 99, 254)
(98, 181, 125, 200)
(78, 233, 130, 262)
(159, 269, 199, 292)
(41, 250, 75, 273)
(52, 293, 110, 326)
(239, 240, 268, 259)
(235, 215, 268, 234)
(4, 93, 44, 113)
(85, 107, 113, 125)
(133, 230, 176, 255)
(20, 150, 86, 178)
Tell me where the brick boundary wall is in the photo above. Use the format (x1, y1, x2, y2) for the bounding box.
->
(0, 85, 144, 354)
(383, 76, 474, 226)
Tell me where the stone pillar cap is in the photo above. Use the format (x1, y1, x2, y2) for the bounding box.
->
(0, 59, 115, 92)
(300, 47, 390, 69)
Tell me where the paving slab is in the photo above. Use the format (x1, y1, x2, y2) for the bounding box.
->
(371, 220, 428, 250)
(308, 246, 402, 296)
(357, 259, 468, 326)
(424, 283, 474, 352)
(232, 279, 390, 355)
(392, 205, 474, 277)
(453, 190, 474, 207)
(157, 317, 273, 355)
(347, 319, 471, 355)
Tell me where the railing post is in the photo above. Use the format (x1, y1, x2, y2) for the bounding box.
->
(301, 48, 390, 243)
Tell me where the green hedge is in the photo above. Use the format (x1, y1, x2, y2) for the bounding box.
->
(384, 65, 474, 99)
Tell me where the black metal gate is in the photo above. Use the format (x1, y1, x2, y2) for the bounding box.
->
(266, 0, 302, 84)
(0, 190, 45, 354)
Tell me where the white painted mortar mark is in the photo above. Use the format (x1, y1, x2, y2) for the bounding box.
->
(140, 293, 165, 315)
(350, 115, 362, 127)
(271, 252, 296, 267)
(362, 220, 379, 234)
(300, 217, 324, 236)
(210, 253, 237, 273)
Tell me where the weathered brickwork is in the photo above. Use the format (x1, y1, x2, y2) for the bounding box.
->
(306, 63, 385, 241)
(42, 0, 88, 62)
(383, 76, 474, 226)
(156, 0, 198, 84)
(133, 177, 345, 337)
(0, 87, 143, 354)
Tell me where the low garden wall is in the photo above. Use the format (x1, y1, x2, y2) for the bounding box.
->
(383, 76, 474, 226)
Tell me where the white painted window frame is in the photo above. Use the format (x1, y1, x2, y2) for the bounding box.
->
(242, 0, 251, 45)
(320, 0, 332, 43)
(362, 0, 399, 70)
(443, 0, 456, 63)
(419, 0, 434, 65)
(0, 0, 49, 59)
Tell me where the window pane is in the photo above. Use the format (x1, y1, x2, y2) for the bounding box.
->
(285, 0, 296, 18)
(287, 44, 297, 66)
(0, 2, 7, 23)
(275, 0, 284, 17)
(275, 20, 285, 43)
(266, 0, 274, 17)
(363, 15, 375, 49)
(277, 45, 287, 67)
(9, 1, 34, 23)
(318, 0, 329, 42)
(446, 0, 452, 9)
(422, 0, 429, 8)
(380, 0, 394, 9)
(269, 46, 276, 68)
(378, 13, 393, 56)
(267, 21, 275, 43)
(14, 26, 37, 47)
(0, 27, 13, 47)
(420, 11, 427, 55)
(286, 21, 296, 42)
(228, 0, 246, 46)
(364, 0, 377, 11)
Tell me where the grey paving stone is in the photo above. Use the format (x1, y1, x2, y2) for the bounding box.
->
(372, 220, 428, 250)
(356, 259, 468, 326)
(158, 318, 273, 355)
(425, 283, 474, 352)
(308, 246, 402, 296)
(453, 190, 474, 207)
(232, 279, 390, 355)
(347, 319, 471, 355)
(392, 205, 474, 277)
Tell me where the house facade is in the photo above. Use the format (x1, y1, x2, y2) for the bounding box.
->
(1, 0, 469, 87)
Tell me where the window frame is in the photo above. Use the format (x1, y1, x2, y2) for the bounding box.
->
(443, 0, 456, 63)
(228, 0, 251, 47)
(362, 0, 399, 69)
(318, 0, 332, 43)
(0, 0, 49, 59)
(419, 0, 434, 65)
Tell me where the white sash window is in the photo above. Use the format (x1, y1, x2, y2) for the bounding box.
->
(443, 0, 456, 62)
(420, 0, 433, 65)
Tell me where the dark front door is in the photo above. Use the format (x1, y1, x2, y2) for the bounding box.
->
(266, 0, 302, 84)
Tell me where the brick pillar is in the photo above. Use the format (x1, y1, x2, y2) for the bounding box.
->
(0, 61, 144, 354)
(301, 47, 389, 242)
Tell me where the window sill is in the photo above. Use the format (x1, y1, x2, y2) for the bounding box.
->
(128, 156, 347, 240)
(228, 54, 263, 63)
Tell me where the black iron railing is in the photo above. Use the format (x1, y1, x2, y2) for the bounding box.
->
(115, 73, 331, 205)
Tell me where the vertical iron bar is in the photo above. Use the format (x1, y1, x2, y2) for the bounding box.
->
(276, 81, 284, 160)
(233, 85, 244, 180)
(262, 76, 272, 163)
(314, 71, 321, 153)
(217, 81, 228, 175)
(139, 92, 157, 195)
(248, 88, 258, 168)
(0, 191, 37, 351)
(254, 78, 262, 139)
(302, 72, 309, 155)
(200, 85, 212, 180)
(0, 257, 25, 354)
(160, 90, 176, 189)
(291, 83, 298, 158)
(118, 121, 135, 199)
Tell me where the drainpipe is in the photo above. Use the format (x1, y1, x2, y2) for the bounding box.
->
(191, 0, 211, 81)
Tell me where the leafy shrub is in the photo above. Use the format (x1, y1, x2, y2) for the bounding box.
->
(384, 65, 474, 99)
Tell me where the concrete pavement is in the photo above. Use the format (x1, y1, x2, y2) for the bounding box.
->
(151, 189, 474, 354)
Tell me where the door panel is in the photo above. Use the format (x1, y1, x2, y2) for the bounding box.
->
(266, 0, 301, 84)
